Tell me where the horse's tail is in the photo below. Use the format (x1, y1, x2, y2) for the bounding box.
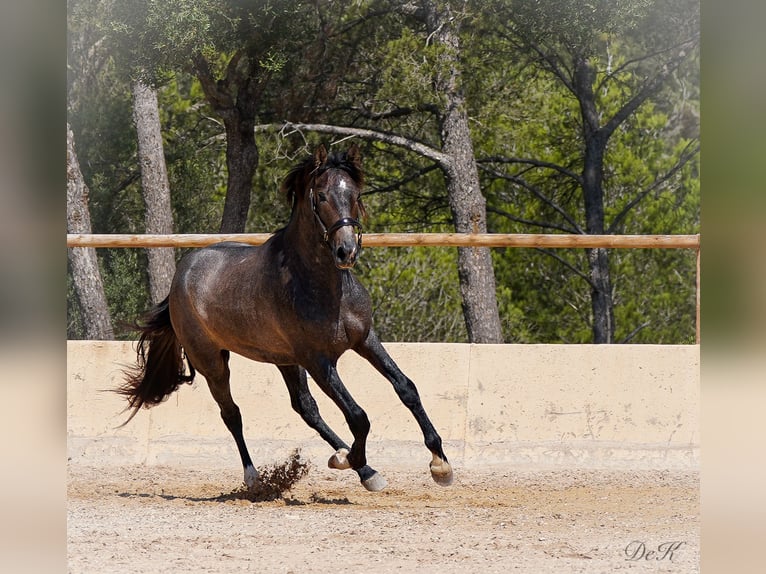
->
(117, 296, 196, 425)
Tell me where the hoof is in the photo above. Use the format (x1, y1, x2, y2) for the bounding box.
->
(328, 448, 352, 470)
(430, 457, 454, 487)
(361, 472, 388, 492)
(244, 465, 261, 491)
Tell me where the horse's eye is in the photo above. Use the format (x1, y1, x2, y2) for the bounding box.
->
(318, 192, 328, 203)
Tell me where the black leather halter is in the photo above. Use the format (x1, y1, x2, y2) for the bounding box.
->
(308, 186, 364, 249)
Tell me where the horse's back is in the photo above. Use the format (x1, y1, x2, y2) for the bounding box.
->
(174, 241, 267, 282)
(171, 240, 275, 311)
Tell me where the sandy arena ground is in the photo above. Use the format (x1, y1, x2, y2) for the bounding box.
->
(67, 461, 699, 573)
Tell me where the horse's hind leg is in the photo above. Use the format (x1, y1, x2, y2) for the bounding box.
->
(277, 365, 386, 491)
(190, 348, 258, 489)
(355, 330, 453, 486)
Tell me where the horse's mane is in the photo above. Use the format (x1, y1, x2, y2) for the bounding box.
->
(280, 148, 365, 206)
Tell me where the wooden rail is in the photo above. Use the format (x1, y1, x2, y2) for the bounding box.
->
(67, 232, 701, 344)
(67, 233, 700, 249)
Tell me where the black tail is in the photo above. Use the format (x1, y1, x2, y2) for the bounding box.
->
(117, 297, 196, 425)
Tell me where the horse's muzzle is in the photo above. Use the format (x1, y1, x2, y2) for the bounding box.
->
(325, 217, 363, 269)
(332, 235, 361, 269)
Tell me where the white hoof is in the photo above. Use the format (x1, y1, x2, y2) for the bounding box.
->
(362, 472, 387, 492)
(328, 448, 352, 470)
(244, 465, 261, 490)
(430, 455, 454, 487)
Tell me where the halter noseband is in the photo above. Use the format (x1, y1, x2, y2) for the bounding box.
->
(308, 182, 363, 250)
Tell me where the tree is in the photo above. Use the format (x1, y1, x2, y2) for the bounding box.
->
(67, 122, 114, 339)
(67, 1, 115, 339)
(190, 50, 260, 233)
(108, 0, 317, 233)
(66, 0, 700, 344)
(132, 78, 176, 303)
(251, 0, 504, 342)
(415, 0, 503, 343)
(484, 0, 700, 342)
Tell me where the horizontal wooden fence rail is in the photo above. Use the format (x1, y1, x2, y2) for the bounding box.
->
(67, 233, 700, 249)
(67, 232, 701, 344)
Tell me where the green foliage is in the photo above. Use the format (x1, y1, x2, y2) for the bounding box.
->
(375, 27, 449, 112)
(246, 138, 296, 232)
(610, 248, 697, 343)
(107, 0, 234, 80)
(355, 247, 466, 342)
(102, 248, 151, 339)
(159, 76, 227, 232)
(67, 0, 700, 343)
(492, 248, 594, 343)
(474, 0, 699, 343)
(505, 0, 655, 56)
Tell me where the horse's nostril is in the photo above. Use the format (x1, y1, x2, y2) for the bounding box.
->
(336, 246, 347, 261)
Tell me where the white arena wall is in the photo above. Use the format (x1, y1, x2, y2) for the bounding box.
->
(67, 341, 699, 472)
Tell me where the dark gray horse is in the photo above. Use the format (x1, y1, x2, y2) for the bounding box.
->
(118, 144, 453, 491)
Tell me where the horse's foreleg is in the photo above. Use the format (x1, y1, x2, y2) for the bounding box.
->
(355, 330, 454, 487)
(278, 365, 384, 490)
(298, 361, 386, 491)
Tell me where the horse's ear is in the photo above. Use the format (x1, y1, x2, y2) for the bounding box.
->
(314, 144, 328, 168)
(347, 143, 362, 168)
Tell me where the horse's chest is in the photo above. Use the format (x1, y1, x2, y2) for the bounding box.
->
(298, 298, 367, 341)
(286, 287, 369, 346)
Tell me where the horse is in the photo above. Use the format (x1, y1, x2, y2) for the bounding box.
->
(118, 144, 453, 492)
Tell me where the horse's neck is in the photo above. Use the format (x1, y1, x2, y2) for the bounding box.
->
(282, 215, 342, 290)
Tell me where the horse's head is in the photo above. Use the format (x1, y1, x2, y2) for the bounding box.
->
(282, 144, 367, 269)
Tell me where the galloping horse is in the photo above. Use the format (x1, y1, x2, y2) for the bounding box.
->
(118, 144, 453, 491)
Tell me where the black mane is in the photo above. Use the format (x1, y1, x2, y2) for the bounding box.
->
(280, 148, 364, 206)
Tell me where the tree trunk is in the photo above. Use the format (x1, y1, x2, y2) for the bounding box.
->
(575, 57, 614, 343)
(132, 79, 176, 303)
(192, 52, 260, 234)
(219, 110, 258, 233)
(66, 122, 114, 339)
(442, 113, 504, 343)
(582, 136, 614, 343)
(424, 1, 503, 343)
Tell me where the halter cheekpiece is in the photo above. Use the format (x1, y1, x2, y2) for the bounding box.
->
(308, 171, 364, 250)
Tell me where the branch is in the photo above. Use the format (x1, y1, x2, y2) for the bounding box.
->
(607, 139, 700, 234)
(191, 52, 233, 110)
(254, 122, 450, 166)
(364, 164, 442, 196)
(480, 156, 582, 184)
(487, 206, 580, 235)
(535, 248, 594, 288)
(353, 104, 417, 121)
(595, 37, 698, 95)
(349, 101, 440, 121)
(112, 171, 141, 196)
(480, 165, 584, 234)
(499, 22, 575, 93)
(600, 40, 697, 140)
(620, 321, 651, 344)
